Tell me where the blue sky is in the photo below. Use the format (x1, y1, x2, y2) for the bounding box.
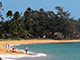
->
(1, 0, 80, 19)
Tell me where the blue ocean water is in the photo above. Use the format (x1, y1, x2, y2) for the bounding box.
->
(15, 42, 80, 60)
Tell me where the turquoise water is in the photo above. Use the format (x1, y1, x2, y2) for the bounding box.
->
(15, 42, 80, 60)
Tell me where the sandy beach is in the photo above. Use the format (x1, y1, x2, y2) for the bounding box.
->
(0, 39, 80, 55)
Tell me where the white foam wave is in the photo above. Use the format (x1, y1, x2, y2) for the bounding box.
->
(0, 50, 47, 60)
(1, 44, 47, 60)
(10, 44, 21, 48)
(2, 58, 16, 60)
(0, 53, 47, 58)
(0, 53, 47, 60)
(9, 44, 47, 57)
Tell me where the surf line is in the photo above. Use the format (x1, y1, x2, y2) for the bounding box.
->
(0, 44, 47, 59)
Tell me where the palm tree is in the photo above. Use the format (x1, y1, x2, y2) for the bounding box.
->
(13, 11, 20, 20)
(6, 10, 13, 18)
(6, 10, 13, 21)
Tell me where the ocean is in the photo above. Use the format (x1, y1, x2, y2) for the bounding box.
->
(1, 42, 80, 60)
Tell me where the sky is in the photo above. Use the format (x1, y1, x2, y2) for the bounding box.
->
(0, 0, 80, 19)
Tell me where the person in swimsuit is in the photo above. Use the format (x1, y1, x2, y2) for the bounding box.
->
(11, 48, 16, 52)
(25, 47, 28, 53)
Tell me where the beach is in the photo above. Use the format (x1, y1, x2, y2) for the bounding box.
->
(0, 39, 80, 60)
(0, 39, 80, 55)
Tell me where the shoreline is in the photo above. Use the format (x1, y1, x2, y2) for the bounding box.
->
(0, 39, 80, 59)
(0, 39, 80, 55)
(1, 39, 80, 45)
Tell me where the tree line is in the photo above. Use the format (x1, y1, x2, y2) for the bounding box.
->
(0, 6, 80, 40)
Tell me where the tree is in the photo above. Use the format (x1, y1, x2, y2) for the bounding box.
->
(55, 6, 70, 19)
(0, 6, 79, 39)
(6, 10, 13, 18)
(13, 11, 20, 20)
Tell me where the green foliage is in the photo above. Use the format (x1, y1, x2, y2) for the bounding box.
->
(0, 36, 7, 39)
(0, 6, 80, 39)
(6, 10, 13, 18)
(12, 37, 21, 40)
(13, 11, 20, 20)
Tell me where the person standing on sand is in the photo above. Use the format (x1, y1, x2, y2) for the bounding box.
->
(5, 43, 8, 48)
(25, 47, 28, 53)
(8, 44, 10, 49)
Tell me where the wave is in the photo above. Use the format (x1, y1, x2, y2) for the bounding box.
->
(1, 44, 47, 60)
(0, 53, 47, 60)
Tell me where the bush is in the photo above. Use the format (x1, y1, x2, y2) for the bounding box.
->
(13, 37, 21, 40)
(0, 36, 7, 39)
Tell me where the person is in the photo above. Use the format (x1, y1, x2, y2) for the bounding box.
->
(25, 47, 28, 53)
(7, 44, 10, 49)
(11, 48, 16, 52)
(5, 43, 8, 48)
(3, 44, 5, 47)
